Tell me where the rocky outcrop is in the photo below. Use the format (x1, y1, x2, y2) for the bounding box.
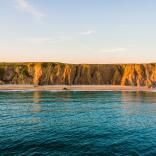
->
(33, 63, 42, 85)
(0, 62, 156, 86)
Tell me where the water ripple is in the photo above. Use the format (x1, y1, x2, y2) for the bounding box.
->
(0, 91, 156, 155)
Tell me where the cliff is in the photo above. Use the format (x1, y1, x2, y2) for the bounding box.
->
(0, 62, 156, 86)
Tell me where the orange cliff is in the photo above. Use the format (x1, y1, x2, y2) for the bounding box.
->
(0, 62, 156, 86)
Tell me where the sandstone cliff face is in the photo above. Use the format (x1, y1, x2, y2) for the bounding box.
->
(0, 62, 156, 86)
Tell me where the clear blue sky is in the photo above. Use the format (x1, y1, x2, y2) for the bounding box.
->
(0, 0, 156, 63)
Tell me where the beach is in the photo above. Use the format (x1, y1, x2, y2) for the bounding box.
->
(0, 85, 153, 91)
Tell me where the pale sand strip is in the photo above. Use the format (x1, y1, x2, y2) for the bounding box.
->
(0, 85, 154, 91)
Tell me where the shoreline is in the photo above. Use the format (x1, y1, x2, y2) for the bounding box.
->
(0, 85, 154, 91)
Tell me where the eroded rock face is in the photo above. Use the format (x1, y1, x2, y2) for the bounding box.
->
(33, 63, 42, 85)
(0, 62, 156, 86)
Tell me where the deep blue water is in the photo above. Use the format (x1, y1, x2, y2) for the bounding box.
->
(0, 91, 156, 156)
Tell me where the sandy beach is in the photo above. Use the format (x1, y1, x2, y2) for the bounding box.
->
(0, 85, 154, 91)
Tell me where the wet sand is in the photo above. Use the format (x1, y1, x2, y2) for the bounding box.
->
(0, 85, 154, 91)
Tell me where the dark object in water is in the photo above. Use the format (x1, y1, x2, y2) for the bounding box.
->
(34, 85, 39, 87)
(63, 87, 68, 90)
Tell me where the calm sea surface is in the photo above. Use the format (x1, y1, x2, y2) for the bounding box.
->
(0, 91, 156, 155)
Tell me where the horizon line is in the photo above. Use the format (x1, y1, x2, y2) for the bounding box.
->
(0, 61, 156, 65)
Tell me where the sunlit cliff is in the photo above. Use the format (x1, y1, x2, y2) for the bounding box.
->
(0, 62, 156, 86)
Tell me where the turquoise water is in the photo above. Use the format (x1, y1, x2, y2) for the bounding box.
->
(0, 91, 156, 155)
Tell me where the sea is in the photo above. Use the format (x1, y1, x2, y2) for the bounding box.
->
(0, 91, 156, 155)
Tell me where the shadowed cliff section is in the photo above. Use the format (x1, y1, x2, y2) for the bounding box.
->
(0, 62, 156, 86)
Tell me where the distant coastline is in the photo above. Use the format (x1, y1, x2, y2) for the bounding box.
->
(0, 62, 156, 87)
(0, 85, 154, 91)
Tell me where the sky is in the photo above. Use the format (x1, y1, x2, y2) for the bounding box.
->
(0, 0, 156, 64)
